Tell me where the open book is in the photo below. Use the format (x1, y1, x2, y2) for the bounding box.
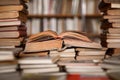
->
(24, 30, 102, 52)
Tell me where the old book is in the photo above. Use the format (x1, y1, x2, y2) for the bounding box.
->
(107, 34, 120, 39)
(107, 39, 120, 43)
(101, 33, 120, 39)
(0, 48, 22, 61)
(50, 52, 75, 57)
(0, 46, 16, 48)
(22, 67, 59, 74)
(0, 48, 22, 55)
(25, 39, 63, 52)
(0, 38, 23, 46)
(18, 55, 60, 64)
(0, 61, 17, 68)
(101, 42, 120, 48)
(57, 60, 98, 66)
(20, 64, 57, 69)
(108, 19, 120, 23)
(112, 23, 120, 27)
(108, 28, 120, 34)
(0, 11, 27, 19)
(0, 5, 24, 12)
(76, 48, 107, 56)
(0, 20, 25, 26)
(103, 15, 120, 19)
(111, 3, 120, 8)
(107, 9, 120, 15)
(0, 26, 26, 31)
(76, 55, 104, 61)
(24, 30, 101, 52)
(59, 57, 75, 61)
(50, 48, 75, 57)
(0, 0, 28, 5)
(0, 30, 26, 38)
(0, 55, 15, 61)
(17, 51, 48, 57)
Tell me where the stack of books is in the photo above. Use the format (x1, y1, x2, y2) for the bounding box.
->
(50, 48, 76, 61)
(0, 0, 29, 75)
(75, 48, 107, 61)
(18, 54, 60, 74)
(0, 0, 28, 48)
(0, 48, 22, 73)
(57, 59, 110, 80)
(99, 0, 120, 56)
(99, 0, 120, 80)
(22, 30, 106, 74)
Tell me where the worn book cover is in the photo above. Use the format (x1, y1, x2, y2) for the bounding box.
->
(24, 30, 101, 52)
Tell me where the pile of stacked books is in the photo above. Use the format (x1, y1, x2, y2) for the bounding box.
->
(18, 30, 109, 79)
(18, 53, 60, 74)
(18, 31, 64, 75)
(0, 0, 29, 79)
(99, 0, 120, 80)
(75, 48, 107, 61)
(99, 0, 120, 56)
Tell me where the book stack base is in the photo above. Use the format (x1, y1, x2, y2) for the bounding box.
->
(99, 0, 120, 56)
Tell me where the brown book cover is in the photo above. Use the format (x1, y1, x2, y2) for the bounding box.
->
(24, 39, 63, 52)
(108, 19, 120, 23)
(0, 5, 24, 12)
(107, 9, 120, 15)
(0, 25, 26, 31)
(76, 55, 104, 61)
(0, 48, 23, 55)
(0, 20, 25, 27)
(0, 37, 24, 46)
(76, 48, 107, 56)
(17, 51, 48, 58)
(0, 0, 28, 5)
(0, 30, 27, 38)
(112, 23, 120, 27)
(103, 15, 120, 19)
(0, 11, 28, 22)
(108, 28, 120, 34)
(24, 30, 102, 52)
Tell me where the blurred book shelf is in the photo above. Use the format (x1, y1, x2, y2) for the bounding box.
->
(28, 14, 102, 18)
(26, 0, 102, 42)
